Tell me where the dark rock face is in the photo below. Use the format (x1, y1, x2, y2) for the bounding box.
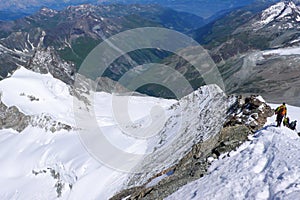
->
(212, 125, 250, 158)
(0, 98, 30, 132)
(0, 28, 43, 79)
(210, 39, 252, 63)
(110, 95, 273, 200)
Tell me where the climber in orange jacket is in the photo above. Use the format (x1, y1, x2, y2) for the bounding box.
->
(275, 103, 287, 127)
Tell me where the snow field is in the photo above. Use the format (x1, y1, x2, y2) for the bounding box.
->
(0, 67, 178, 199)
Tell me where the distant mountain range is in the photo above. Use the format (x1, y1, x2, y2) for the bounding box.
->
(0, 0, 99, 20)
(102, 0, 281, 18)
(0, 4, 204, 84)
(0, 0, 282, 21)
(188, 1, 300, 105)
(1, 1, 300, 105)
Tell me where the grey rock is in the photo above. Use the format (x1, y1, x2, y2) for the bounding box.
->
(0, 99, 30, 132)
(30, 114, 73, 133)
(32, 167, 76, 198)
(0, 96, 73, 133)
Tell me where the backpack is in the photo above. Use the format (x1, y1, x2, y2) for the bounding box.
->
(283, 117, 290, 127)
(289, 121, 297, 130)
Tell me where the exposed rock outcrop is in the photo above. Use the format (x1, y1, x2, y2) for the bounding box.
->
(224, 95, 273, 131)
(0, 96, 73, 133)
(0, 99, 30, 132)
(30, 114, 73, 133)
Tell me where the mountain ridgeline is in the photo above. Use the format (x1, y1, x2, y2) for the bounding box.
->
(0, 0, 281, 20)
(0, 1, 300, 105)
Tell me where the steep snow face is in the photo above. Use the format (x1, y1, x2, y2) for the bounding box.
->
(166, 104, 300, 200)
(253, 1, 300, 29)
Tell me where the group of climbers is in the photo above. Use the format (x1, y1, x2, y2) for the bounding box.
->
(275, 102, 297, 130)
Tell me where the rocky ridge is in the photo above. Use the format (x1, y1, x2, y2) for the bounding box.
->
(110, 94, 273, 200)
(0, 95, 30, 132)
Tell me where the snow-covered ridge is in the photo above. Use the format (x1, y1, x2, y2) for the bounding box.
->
(123, 84, 232, 187)
(40, 7, 58, 16)
(253, 1, 300, 29)
(260, 2, 286, 25)
(166, 104, 300, 200)
(0, 67, 176, 199)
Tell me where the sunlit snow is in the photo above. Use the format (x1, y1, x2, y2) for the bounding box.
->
(166, 104, 300, 200)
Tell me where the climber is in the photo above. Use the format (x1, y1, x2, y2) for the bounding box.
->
(274, 103, 287, 127)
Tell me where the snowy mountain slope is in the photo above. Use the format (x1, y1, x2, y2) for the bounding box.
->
(110, 95, 274, 199)
(0, 67, 237, 199)
(0, 67, 176, 199)
(253, 1, 300, 29)
(166, 103, 300, 200)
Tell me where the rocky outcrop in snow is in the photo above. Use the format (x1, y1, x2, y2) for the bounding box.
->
(166, 104, 300, 200)
(30, 114, 73, 133)
(225, 95, 273, 131)
(0, 95, 73, 133)
(0, 96, 30, 132)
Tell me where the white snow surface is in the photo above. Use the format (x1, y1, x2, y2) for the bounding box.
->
(4, 67, 300, 200)
(166, 104, 300, 200)
(0, 67, 177, 199)
(0, 67, 75, 125)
